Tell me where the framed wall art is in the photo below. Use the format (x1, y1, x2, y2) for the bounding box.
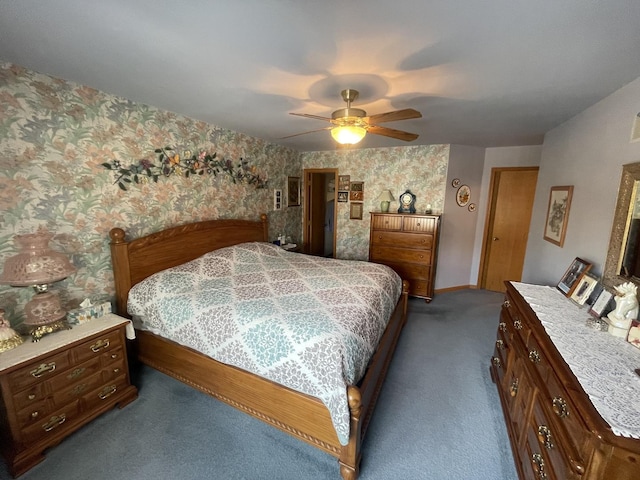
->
(287, 176, 301, 207)
(338, 175, 350, 191)
(456, 185, 471, 207)
(349, 202, 363, 220)
(544, 185, 573, 246)
(349, 181, 364, 201)
(557, 257, 592, 297)
(337, 191, 348, 202)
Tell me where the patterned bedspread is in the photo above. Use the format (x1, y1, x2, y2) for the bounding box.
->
(127, 242, 402, 445)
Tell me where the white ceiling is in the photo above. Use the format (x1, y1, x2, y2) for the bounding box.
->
(1, 1, 640, 152)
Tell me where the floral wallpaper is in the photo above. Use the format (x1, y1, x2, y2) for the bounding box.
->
(302, 145, 449, 260)
(0, 63, 301, 327)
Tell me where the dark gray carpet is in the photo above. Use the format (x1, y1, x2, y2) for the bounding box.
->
(1, 289, 517, 480)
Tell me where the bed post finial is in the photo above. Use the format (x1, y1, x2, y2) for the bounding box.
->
(110, 227, 126, 244)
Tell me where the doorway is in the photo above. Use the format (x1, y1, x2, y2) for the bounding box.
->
(303, 169, 338, 257)
(479, 167, 539, 292)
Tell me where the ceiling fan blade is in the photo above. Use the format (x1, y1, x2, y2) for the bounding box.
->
(280, 126, 333, 139)
(367, 108, 422, 124)
(367, 125, 419, 142)
(289, 112, 332, 122)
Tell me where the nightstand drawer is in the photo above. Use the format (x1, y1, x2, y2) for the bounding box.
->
(20, 400, 81, 445)
(8, 351, 71, 392)
(82, 374, 129, 411)
(74, 330, 123, 363)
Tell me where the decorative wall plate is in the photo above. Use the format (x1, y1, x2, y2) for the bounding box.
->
(468, 203, 476, 212)
(456, 185, 471, 207)
(451, 178, 461, 188)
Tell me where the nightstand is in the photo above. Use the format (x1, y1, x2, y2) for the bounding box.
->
(0, 313, 138, 477)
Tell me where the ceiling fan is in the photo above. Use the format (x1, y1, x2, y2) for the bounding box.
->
(284, 89, 422, 145)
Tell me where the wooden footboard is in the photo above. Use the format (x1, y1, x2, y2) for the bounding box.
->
(134, 280, 408, 480)
(109, 215, 409, 479)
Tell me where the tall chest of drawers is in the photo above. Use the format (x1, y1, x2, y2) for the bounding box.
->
(0, 314, 138, 477)
(491, 282, 640, 480)
(369, 212, 441, 301)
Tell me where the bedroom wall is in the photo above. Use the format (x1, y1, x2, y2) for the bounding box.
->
(437, 144, 485, 290)
(300, 145, 450, 260)
(0, 63, 302, 326)
(469, 145, 543, 284)
(523, 76, 640, 285)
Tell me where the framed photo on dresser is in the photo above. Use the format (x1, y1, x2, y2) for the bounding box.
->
(557, 257, 592, 297)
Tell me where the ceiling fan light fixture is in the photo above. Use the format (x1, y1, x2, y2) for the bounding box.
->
(331, 125, 367, 145)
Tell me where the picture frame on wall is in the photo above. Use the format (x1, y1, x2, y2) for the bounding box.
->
(287, 176, 301, 207)
(349, 181, 364, 201)
(338, 175, 350, 191)
(557, 257, 592, 297)
(349, 202, 363, 220)
(543, 185, 574, 247)
(570, 273, 598, 305)
(337, 191, 348, 202)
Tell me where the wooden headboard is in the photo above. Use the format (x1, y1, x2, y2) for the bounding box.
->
(109, 214, 269, 317)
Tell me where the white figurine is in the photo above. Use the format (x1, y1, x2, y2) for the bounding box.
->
(606, 282, 639, 338)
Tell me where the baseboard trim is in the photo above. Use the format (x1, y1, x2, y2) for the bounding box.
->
(435, 284, 478, 294)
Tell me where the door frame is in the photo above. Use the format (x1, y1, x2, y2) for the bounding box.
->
(303, 168, 338, 257)
(477, 166, 539, 288)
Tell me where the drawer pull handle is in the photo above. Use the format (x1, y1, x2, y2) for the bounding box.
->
(43, 414, 66, 432)
(28, 394, 36, 400)
(99, 385, 117, 400)
(509, 378, 519, 397)
(499, 322, 506, 332)
(491, 356, 501, 367)
(537, 425, 554, 449)
(529, 350, 541, 363)
(513, 319, 523, 330)
(495, 339, 504, 350)
(113, 368, 120, 374)
(30, 362, 56, 378)
(71, 384, 87, 396)
(552, 397, 569, 418)
(503, 300, 510, 308)
(111, 353, 118, 359)
(91, 339, 110, 352)
(416, 222, 421, 226)
(68, 367, 86, 380)
(531, 453, 547, 479)
(31, 411, 39, 418)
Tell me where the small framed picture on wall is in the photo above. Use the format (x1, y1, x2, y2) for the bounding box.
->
(349, 202, 363, 220)
(287, 176, 301, 207)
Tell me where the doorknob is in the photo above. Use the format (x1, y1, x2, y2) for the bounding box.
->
(493, 237, 499, 241)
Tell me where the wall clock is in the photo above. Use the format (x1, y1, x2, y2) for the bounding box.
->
(398, 190, 416, 213)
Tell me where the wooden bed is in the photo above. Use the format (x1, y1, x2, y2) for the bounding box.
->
(109, 214, 409, 480)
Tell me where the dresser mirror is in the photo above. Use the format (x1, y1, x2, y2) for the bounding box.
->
(603, 162, 640, 289)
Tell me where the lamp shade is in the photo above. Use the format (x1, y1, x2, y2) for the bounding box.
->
(0, 232, 76, 286)
(331, 125, 366, 145)
(376, 190, 395, 202)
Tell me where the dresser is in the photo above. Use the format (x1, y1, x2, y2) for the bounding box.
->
(369, 212, 440, 301)
(0, 314, 138, 477)
(491, 282, 640, 480)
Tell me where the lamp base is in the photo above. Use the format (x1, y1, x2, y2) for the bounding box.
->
(28, 319, 71, 342)
(380, 201, 390, 213)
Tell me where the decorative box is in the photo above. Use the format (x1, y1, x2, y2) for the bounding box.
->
(66, 300, 112, 325)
